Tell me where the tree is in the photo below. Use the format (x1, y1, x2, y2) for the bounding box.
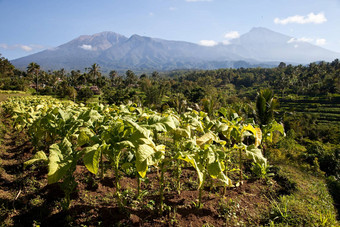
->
(151, 71, 160, 81)
(87, 63, 101, 85)
(68, 70, 81, 87)
(56, 81, 77, 101)
(125, 70, 137, 86)
(27, 62, 41, 93)
(0, 54, 14, 77)
(77, 87, 94, 102)
(255, 89, 279, 128)
(278, 62, 286, 69)
(109, 70, 117, 86)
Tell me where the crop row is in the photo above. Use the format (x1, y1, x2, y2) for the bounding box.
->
(1, 96, 283, 211)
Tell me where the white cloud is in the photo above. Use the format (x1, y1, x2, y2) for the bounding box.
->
(274, 12, 327, 25)
(316, 38, 326, 46)
(224, 31, 240, 39)
(149, 12, 154, 16)
(0, 44, 8, 49)
(169, 7, 177, 11)
(287, 37, 313, 43)
(222, 40, 231, 45)
(287, 37, 327, 46)
(0, 43, 44, 52)
(199, 40, 218, 47)
(79, 44, 92, 50)
(294, 44, 299, 48)
(20, 45, 33, 51)
(186, 0, 212, 2)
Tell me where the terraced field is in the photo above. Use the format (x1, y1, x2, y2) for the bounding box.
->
(279, 95, 340, 124)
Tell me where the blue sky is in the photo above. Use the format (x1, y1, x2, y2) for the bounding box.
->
(1, 0, 340, 60)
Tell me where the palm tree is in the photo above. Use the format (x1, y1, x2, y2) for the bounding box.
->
(87, 63, 101, 85)
(255, 89, 279, 128)
(27, 62, 40, 93)
(109, 70, 117, 86)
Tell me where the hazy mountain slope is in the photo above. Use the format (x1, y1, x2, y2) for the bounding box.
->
(227, 27, 339, 63)
(11, 28, 340, 72)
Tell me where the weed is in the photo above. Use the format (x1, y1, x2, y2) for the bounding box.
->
(218, 198, 240, 224)
(270, 195, 291, 223)
(146, 200, 156, 211)
(30, 195, 45, 207)
(251, 162, 274, 181)
(121, 189, 135, 206)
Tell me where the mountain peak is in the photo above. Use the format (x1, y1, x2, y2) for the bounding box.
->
(249, 27, 272, 32)
(237, 27, 291, 46)
(64, 31, 128, 51)
(246, 27, 290, 38)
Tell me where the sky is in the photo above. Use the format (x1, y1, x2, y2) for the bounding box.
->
(1, 0, 340, 60)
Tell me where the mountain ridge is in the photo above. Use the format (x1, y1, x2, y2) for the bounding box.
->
(11, 27, 340, 72)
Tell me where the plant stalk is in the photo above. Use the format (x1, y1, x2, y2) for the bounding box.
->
(239, 148, 243, 182)
(159, 162, 165, 213)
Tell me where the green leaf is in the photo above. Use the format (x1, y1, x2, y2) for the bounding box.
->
(242, 124, 256, 136)
(178, 154, 204, 189)
(254, 127, 262, 147)
(245, 145, 267, 165)
(208, 161, 223, 178)
(135, 144, 155, 178)
(269, 121, 284, 135)
(24, 151, 48, 168)
(196, 132, 217, 147)
(78, 128, 94, 146)
(48, 141, 73, 184)
(148, 123, 167, 132)
(173, 127, 191, 139)
(47, 149, 72, 184)
(160, 115, 177, 131)
(263, 121, 284, 143)
(58, 138, 73, 155)
(116, 140, 135, 149)
(216, 172, 233, 187)
(126, 120, 151, 141)
(83, 144, 100, 174)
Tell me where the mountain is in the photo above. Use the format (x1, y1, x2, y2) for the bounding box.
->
(11, 27, 340, 72)
(227, 27, 339, 63)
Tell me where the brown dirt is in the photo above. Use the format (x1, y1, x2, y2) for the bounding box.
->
(0, 117, 280, 226)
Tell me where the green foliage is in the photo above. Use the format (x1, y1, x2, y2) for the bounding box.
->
(102, 87, 135, 105)
(277, 137, 306, 160)
(24, 151, 48, 168)
(0, 54, 15, 77)
(251, 162, 274, 180)
(56, 81, 77, 100)
(5, 96, 270, 210)
(77, 87, 94, 102)
(302, 140, 340, 179)
(255, 89, 279, 128)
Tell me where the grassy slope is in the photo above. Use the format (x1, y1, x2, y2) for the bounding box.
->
(269, 164, 338, 226)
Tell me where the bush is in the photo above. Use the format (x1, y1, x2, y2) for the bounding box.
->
(326, 176, 340, 215)
(277, 137, 306, 160)
(302, 140, 340, 178)
(102, 87, 131, 105)
(77, 87, 93, 102)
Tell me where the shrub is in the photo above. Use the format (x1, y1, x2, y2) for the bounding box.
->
(77, 87, 93, 102)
